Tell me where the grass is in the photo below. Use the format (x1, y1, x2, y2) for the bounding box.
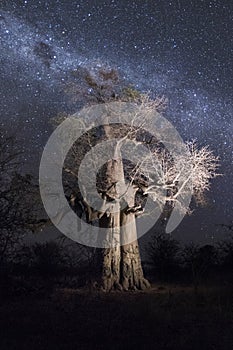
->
(0, 284, 233, 350)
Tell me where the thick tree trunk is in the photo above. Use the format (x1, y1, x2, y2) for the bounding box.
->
(101, 246, 121, 291)
(99, 210, 122, 291)
(99, 242, 150, 291)
(95, 126, 150, 292)
(120, 211, 150, 291)
(121, 241, 150, 291)
(98, 196, 150, 292)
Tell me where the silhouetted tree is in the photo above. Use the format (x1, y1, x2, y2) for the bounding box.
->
(147, 232, 180, 281)
(218, 238, 233, 271)
(0, 131, 41, 266)
(182, 243, 218, 292)
(31, 241, 65, 277)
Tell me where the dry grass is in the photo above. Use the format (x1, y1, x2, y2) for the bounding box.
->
(0, 284, 233, 350)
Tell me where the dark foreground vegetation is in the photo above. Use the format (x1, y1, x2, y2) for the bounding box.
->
(1, 233, 233, 350)
(0, 284, 233, 350)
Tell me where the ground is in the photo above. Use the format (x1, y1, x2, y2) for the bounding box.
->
(1, 284, 233, 350)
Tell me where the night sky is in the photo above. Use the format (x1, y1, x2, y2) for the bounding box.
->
(0, 0, 232, 244)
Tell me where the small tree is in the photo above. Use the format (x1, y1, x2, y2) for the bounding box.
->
(0, 130, 45, 267)
(31, 241, 65, 277)
(182, 243, 218, 292)
(217, 227, 233, 272)
(147, 232, 180, 281)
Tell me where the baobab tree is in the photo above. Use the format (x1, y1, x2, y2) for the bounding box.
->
(40, 65, 219, 291)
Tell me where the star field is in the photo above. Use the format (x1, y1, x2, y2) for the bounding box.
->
(0, 0, 232, 242)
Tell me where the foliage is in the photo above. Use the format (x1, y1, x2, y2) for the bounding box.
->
(0, 130, 41, 264)
(182, 243, 218, 287)
(147, 232, 181, 280)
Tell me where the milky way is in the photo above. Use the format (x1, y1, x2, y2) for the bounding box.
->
(0, 0, 232, 243)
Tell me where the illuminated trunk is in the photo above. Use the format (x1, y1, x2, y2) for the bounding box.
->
(120, 211, 150, 291)
(99, 207, 122, 291)
(97, 137, 150, 291)
(99, 208, 150, 291)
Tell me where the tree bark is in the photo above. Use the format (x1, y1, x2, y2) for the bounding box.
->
(99, 208, 122, 291)
(95, 126, 150, 291)
(120, 211, 150, 291)
(98, 210, 150, 291)
(97, 172, 150, 291)
(121, 241, 150, 291)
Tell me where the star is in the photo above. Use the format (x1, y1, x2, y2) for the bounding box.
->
(0, 0, 232, 243)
